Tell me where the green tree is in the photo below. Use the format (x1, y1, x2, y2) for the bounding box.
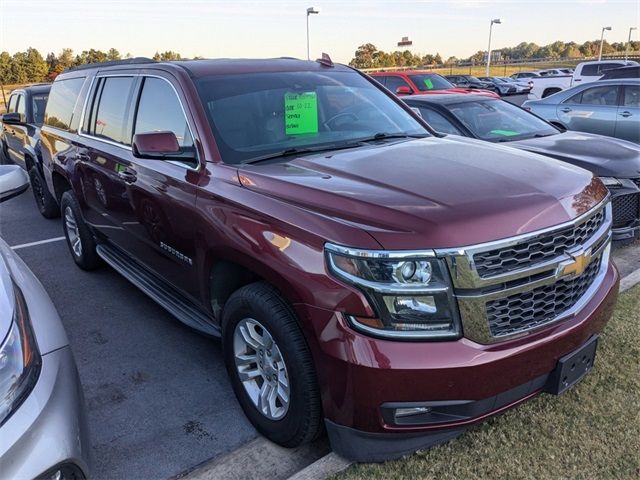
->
(349, 43, 379, 68)
(75, 49, 108, 66)
(153, 51, 182, 61)
(0, 52, 13, 84)
(107, 48, 121, 61)
(22, 47, 48, 82)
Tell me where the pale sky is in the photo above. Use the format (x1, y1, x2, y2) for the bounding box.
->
(1, 0, 638, 64)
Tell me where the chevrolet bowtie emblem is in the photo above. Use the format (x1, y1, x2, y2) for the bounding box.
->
(561, 248, 593, 277)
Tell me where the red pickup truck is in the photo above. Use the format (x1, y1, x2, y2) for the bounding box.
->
(370, 70, 499, 98)
(40, 57, 618, 462)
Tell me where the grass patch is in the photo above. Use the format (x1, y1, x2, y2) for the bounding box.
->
(333, 286, 640, 480)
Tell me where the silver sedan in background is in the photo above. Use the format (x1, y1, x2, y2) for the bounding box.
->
(0, 165, 90, 479)
(522, 79, 639, 143)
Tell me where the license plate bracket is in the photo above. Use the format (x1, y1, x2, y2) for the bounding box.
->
(545, 336, 598, 395)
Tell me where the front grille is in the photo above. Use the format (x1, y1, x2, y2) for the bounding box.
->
(612, 193, 640, 228)
(486, 255, 602, 337)
(473, 209, 605, 278)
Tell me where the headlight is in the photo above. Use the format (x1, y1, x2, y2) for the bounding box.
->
(598, 177, 622, 187)
(0, 285, 41, 426)
(325, 243, 461, 340)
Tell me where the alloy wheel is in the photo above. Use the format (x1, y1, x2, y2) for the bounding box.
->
(233, 318, 290, 420)
(64, 206, 82, 257)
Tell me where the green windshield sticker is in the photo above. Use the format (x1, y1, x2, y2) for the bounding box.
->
(423, 78, 434, 90)
(285, 92, 318, 135)
(490, 129, 520, 137)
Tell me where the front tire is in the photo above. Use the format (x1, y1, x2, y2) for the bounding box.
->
(222, 282, 322, 447)
(61, 191, 100, 270)
(29, 167, 59, 218)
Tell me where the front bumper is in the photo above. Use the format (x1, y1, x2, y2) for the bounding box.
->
(0, 346, 91, 478)
(297, 261, 619, 462)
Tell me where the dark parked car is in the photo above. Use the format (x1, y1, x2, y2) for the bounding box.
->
(0, 84, 58, 217)
(445, 75, 499, 93)
(599, 65, 640, 80)
(477, 76, 517, 96)
(405, 93, 640, 240)
(40, 58, 617, 462)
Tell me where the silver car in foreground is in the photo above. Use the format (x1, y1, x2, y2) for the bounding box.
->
(0, 165, 90, 479)
(523, 79, 639, 143)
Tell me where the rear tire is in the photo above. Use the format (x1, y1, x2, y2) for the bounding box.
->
(29, 167, 59, 218)
(222, 282, 323, 447)
(61, 191, 100, 270)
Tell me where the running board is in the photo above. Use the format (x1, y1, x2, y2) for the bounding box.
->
(96, 243, 220, 337)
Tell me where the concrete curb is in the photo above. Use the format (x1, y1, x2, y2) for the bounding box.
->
(176, 437, 330, 480)
(620, 266, 640, 292)
(286, 453, 352, 480)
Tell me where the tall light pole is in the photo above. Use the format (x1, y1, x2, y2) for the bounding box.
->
(625, 27, 638, 62)
(306, 7, 320, 61)
(598, 26, 612, 61)
(486, 18, 502, 76)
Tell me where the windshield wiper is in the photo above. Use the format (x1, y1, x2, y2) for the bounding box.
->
(241, 142, 366, 165)
(359, 132, 429, 143)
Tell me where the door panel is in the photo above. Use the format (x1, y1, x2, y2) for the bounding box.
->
(614, 85, 640, 143)
(557, 85, 619, 137)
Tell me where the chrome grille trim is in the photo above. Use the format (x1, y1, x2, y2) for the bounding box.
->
(435, 200, 612, 344)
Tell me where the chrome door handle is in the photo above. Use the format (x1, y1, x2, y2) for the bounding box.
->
(560, 107, 572, 113)
(619, 111, 632, 118)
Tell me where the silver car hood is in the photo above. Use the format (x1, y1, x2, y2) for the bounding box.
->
(0, 239, 16, 346)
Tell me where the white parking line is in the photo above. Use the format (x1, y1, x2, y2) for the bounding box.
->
(11, 236, 66, 250)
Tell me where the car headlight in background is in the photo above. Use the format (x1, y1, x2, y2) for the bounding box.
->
(598, 177, 622, 188)
(325, 243, 461, 340)
(0, 284, 41, 427)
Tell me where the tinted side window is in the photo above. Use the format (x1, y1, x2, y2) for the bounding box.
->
(45, 78, 85, 131)
(32, 94, 48, 125)
(134, 77, 193, 148)
(91, 77, 135, 145)
(7, 94, 18, 113)
(623, 85, 639, 107)
(385, 76, 410, 92)
(370, 76, 387, 86)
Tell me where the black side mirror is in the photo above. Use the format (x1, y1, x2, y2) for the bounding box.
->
(1, 112, 23, 125)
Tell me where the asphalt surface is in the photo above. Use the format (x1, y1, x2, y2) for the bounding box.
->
(0, 191, 257, 479)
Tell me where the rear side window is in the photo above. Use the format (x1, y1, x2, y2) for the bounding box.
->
(90, 77, 136, 145)
(32, 94, 48, 125)
(134, 77, 193, 148)
(580, 63, 622, 77)
(565, 85, 619, 106)
(623, 85, 639, 107)
(45, 78, 85, 131)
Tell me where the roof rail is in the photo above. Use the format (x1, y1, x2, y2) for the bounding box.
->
(64, 57, 156, 73)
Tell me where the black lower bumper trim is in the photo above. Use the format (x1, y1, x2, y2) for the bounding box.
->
(325, 419, 464, 463)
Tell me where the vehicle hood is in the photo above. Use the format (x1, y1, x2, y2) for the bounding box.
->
(426, 88, 497, 98)
(238, 136, 607, 250)
(510, 131, 640, 177)
(0, 240, 15, 346)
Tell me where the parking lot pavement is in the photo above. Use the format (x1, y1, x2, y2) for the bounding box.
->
(0, 193, 258, 479)
(504, 93, 528, 106)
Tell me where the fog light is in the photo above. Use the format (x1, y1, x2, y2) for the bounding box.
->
(395, 406, 431, 418)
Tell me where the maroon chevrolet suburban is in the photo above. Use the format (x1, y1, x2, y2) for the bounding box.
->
(39, 57, 618, 461)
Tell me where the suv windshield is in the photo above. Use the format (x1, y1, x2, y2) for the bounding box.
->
(448, 99, 558, 142)
(408, 74, 454, 91)
(195, 70, 428, 164)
